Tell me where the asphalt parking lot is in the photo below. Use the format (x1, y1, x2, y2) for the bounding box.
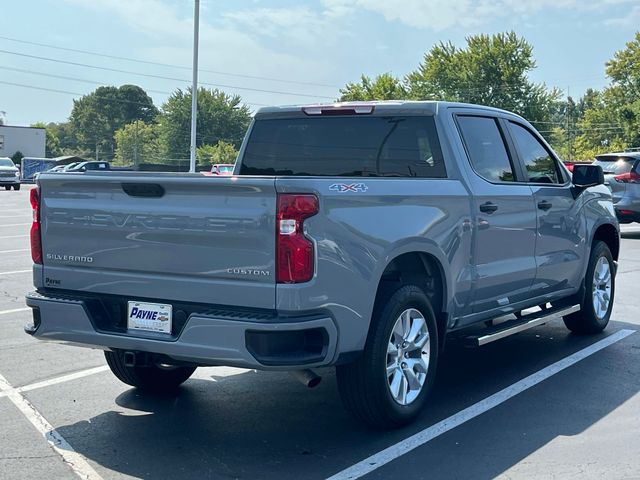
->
(1, 185, 639, 480)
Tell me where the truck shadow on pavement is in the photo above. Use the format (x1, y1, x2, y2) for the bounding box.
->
(54, 321, 639, 480)
(620, 230, 640, 239)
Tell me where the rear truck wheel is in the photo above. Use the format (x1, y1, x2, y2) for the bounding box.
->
(336, 285, 438, 429)
(563, 240, 615, 334)
(4, 186, 9, 191)
(13, 184, 20, 190)
(104, 350, 196, 391)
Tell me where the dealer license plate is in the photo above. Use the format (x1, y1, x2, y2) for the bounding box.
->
(127, 301, 172, 334)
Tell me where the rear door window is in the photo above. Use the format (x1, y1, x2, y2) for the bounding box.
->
(240, 116, 446, 178)
(457, 116, 516, 183)
(509, 122, 561, 184)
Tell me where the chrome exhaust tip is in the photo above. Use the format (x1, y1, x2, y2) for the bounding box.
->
(290, 369, 322, 388)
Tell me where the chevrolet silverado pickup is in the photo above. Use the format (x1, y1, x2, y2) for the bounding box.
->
(25, 101, 619, 428)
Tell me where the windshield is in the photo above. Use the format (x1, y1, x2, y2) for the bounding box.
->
(593, 156, 637, 175)
(240, 115, 446, 178)
(0, 159, 15, 168)
(218, 165, 234, 173)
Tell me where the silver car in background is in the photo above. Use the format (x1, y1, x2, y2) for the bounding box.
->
(595, 152, 640, 223)
(0, 157, 21, 190)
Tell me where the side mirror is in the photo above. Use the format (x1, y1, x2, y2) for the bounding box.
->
(79, 167, 86, 172)
(572, 164, 604, 188)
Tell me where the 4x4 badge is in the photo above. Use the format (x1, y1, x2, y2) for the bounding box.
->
(329, 183, 368, 193)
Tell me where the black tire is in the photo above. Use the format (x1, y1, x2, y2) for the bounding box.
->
(4, 186, 9, 191)
(13, 184, 20, 190)
(563, 241, 615, 334)
(104, 350, 196, 391)
(336, 284, 439, 429)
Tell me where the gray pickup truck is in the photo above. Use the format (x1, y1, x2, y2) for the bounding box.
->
(25, 101, 619, 428)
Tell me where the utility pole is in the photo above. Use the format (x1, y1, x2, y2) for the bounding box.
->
(189, 0, 200, 173)
(134, 121, 139, 168)
(566, 86, 571, 161)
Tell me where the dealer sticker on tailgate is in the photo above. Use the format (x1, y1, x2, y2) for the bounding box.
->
(127, 301, 172, 334)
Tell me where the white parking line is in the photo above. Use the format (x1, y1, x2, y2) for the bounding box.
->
(0, 269, 31, 276)
(0, 234, 28, 239)
(0, 307, 30, 316)
(0, 371, 104, 480)
(326, 329, 636, 480)
(0, 365, 109, 400)
(0, 223, 30, 227)
(0, 248, 30, 253)
(18, 366, 110, 394)
(0, 215, 31, 218)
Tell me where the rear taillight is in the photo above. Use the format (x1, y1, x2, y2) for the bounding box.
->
(30, 188, 42, 264)
(276, 194, 319, 283)
(614, 171, 640, 183)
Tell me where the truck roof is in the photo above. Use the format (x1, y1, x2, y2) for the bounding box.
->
(255, 100, 524, 119)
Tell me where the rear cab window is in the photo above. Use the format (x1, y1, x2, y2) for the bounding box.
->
(456, 116, 516, 183)
(240, 115, 446, 178)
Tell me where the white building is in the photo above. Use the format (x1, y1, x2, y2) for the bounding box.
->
(0, 125, 46, 159)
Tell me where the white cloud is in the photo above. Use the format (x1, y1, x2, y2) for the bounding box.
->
(605, 5, 640, 27)
(61, 0, 341, 105)
(222, 7, 328, 42)
(319, 0, 640, 30)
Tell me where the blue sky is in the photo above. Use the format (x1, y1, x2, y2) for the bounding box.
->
(1, 0, 639, 126)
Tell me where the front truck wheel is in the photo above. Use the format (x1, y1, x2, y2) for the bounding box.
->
(104, 350, 196, 391)
(563, 240, 615, 334)
(337, 285, 439, 429)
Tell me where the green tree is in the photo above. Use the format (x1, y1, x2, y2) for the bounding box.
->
(47, 122, 81, 155)
(69, 85, 158, 159)
(158, 88, 251, 163)
(114, 120, 162, 167)
(196, 141, 238, 166)
(11, 151, 23, 164)
(339, 73, 408, 101)
(406, 32, 561, 124)
(31, 122, 62, 157)
(573, 33, 640, 158)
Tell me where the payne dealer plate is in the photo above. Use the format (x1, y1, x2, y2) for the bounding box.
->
(127, 301, 173, 334)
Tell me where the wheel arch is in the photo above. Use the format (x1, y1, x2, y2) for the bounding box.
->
(373, 250, 450, 349)
(592, 223, 619, 261)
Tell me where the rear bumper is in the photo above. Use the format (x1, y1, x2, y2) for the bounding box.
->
(615, 206, 640, 223)
(25, 291, 339, 370)
(614, 197, 640, 223)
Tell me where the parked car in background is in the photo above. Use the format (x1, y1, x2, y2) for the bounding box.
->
(595, 152, 640, 223)
(563, 161, 592, 173)
(65, 161, 110, 172)
(48, 163, 79, 173)
(0, 157, 21, 190)
(210, 163, 235, 176)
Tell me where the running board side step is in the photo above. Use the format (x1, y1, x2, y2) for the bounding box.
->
(467, 304, 580, 346)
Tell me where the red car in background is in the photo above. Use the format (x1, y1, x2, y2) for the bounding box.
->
(563, 161, 592, 172)
(201, 164, 235, 176)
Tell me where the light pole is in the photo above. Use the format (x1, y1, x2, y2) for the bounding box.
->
(189, 0, 200, 173)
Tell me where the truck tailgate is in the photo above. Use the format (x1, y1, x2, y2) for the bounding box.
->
(37, 174, 276, 309)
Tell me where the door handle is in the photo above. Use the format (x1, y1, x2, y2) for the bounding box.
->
(537, 200, 553, 211)
(479, 202, 498, 214)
